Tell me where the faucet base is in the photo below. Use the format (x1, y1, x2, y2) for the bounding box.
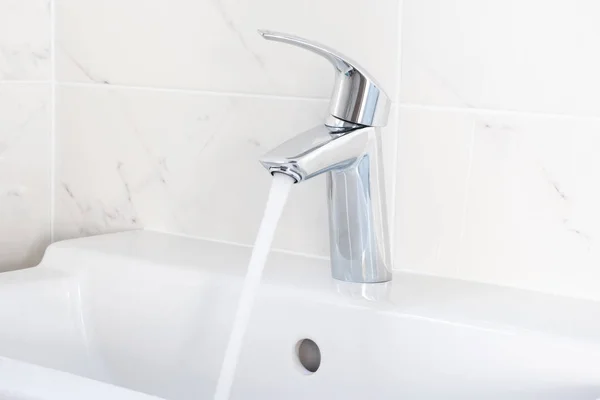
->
(331, 268, 392, 284)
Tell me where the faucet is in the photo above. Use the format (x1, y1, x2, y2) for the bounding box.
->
(258, 30, 392, 283)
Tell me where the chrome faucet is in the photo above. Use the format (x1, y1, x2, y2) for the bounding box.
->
(258, 30, 392, 283)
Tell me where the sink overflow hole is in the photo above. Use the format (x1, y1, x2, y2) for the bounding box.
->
(295, 338, 321, 373)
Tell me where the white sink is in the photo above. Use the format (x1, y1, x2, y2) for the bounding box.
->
(1, 230, 600, 399)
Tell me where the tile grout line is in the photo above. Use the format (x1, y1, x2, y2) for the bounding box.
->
(399, 103, 600, 122)
(0, 80, 51, 84)
(390, 0, 404, 267)
(58, 81, 330, 103)
(56, 82, 600, 123)
(49, 0, 56, 242)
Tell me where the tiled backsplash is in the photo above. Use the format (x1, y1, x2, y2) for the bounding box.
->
(0, 0, 51, 271)
(398, 0, 600, 300)
(55, 0, 399, 98)
(396, 108, 600, 299)
(401, 0, 600, 116)
(4, 0, 600, 300)
(52, 0, 401, 257)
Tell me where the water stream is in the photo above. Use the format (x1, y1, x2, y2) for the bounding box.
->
(213, 173, 295, 400)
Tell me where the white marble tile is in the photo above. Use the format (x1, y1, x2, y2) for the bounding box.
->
(394, 107, 600, 300)
(401, 0, 600, 117)
(458, 113, 600, 300)
(56, 0, 399, 98)
(0, 0, 51, 81)
(0, 83, 51, 271)
(394, 108, 474, 276)
(55, 85, 399, 257)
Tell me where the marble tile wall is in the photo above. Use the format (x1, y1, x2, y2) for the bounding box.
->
(53, 0, 401, 258)
(6, 0, 597, 300)
(397, 0, 600, 300)
(0, 0, 51, 271)
(396, 108, 600, 299)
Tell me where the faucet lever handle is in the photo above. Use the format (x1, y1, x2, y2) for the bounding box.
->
(258, 30, 391, 128)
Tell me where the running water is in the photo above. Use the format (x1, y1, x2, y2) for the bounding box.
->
(214, 173, 295, 400)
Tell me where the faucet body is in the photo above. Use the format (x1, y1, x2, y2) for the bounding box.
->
(260, 122, 392, 283)
(258, 30, 393, 283)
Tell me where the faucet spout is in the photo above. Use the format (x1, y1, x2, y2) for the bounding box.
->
(259, 124, 368, 183)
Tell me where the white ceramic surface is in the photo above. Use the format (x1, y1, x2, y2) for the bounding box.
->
(1, 230, 599, 399)
(0, 357, 161, 400)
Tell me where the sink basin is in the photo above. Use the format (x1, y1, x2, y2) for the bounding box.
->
(1, 230, 600, 399)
